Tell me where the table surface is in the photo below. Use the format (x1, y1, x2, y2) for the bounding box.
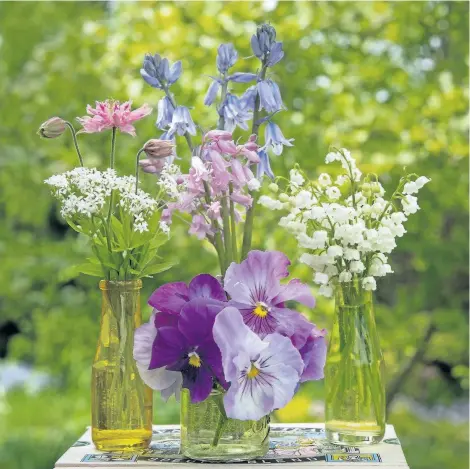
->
(54, 423, 409, 469)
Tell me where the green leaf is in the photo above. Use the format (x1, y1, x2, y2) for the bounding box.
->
(141, 260, 177, 277)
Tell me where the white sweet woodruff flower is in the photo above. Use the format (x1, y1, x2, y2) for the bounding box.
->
(271, 147, 430, 297)
(45, 167, 161, 233)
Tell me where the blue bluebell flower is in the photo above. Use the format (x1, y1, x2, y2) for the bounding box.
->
(251, 24, 283, 67)
(257, 149, 274, 179)
(156, 96, 174, 129)
(222, 93, 252, 132)
(257, 79, 284, 113)
(168, 106, 197, 137)
(141, 53, 182, 89)
(204, 79, 221, 106)
(240, 86, 257, 111)
(227, 72, 258, 83)
(216, 43, 238, 74)
(264, 121, 294, 156)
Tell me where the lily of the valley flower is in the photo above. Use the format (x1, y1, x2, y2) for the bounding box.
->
(213, 307, 303, 420)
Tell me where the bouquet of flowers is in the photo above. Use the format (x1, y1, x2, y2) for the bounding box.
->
(39, 101, 175, 280)
(134, 250, 326, 419)
(138, 24, 293, 274)
(259, 147, 431, 296)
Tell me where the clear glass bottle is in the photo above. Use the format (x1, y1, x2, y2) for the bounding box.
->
(180, 388, 270, 461)
(325, 280, 385, 446)
(91, 280, 152, 451)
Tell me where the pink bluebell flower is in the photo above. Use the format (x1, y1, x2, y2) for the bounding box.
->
(213, 307, 303, 420)
(223, 250, 315, 346)
(189, 215, 213, 240)
(77, 100, 152, 136)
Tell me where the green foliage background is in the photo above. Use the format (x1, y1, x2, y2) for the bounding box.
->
(0, 2, 468, 469)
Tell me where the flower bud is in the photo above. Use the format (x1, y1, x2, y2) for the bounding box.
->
(142, 139, 174, 159)
(279, 193, 290, 202)
(371, 183, 381, 194)
(268, 182, 279, 193)
(37, 117, 67, 139)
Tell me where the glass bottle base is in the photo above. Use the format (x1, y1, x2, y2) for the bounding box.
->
(92, 428, 152, 452)
(326, 422, 384, 446)
(182, 442, 268, 461)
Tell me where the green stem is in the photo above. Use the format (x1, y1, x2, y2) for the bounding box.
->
(221, 194, 233, 266)
(241, 64, 268, 260)
(217, 74, 228, 130)
(134, 148, 144, 194)
(211, 414, 228, 447)
(229, 183, 238, 263)
(106, 127, 117, 274)
(65, 122, 84, 167)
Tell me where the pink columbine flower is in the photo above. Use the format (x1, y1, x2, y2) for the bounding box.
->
(77, 100, 152, 136)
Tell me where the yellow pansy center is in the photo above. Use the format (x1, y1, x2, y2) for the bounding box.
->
(188, 352, 201, 368)
(252, 302, 269, 318)
(247, 364, 260, 379)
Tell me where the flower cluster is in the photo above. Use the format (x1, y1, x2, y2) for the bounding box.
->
(158, 131, 261, 242)
(260, 149, 430, 297)
(45, 167, 158, 233)
(134, 250, 326, 420)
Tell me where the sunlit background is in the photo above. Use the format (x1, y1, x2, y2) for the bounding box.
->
(0, 2, 468, 468)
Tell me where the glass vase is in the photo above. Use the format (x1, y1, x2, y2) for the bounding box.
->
(180, 388, 270, 461)
(325, 280, 385, 446)
(91, 280, 153, 451)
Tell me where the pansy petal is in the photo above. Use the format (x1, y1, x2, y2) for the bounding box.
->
(272, 279, 316, 307)
(183, 365, 214, 403)
(213, 307, 267, 382)
(224, 250, 290, 305)
(299, 329, 327, 382)
(148, 282, 190, 314)
(189, 274, 227, 301)
(154, 310, 179, 328)
(197, 338, 226, 388)
(136, 363, 182, 395)
(178, 298, 224, 345)
(149, 326, 187, 369)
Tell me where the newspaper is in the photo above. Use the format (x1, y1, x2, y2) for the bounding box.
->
(54, 423, 409, 468)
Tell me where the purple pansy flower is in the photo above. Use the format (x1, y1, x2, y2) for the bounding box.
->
(148, 273, 226, 315)
(133, 313, 183, 401)
(213, 307, 303, 420)
(297, 326, 327, 382)
(224, 250, 315, 347)
(150, 298, 227, 402)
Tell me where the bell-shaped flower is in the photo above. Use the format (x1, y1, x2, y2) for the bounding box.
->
(240, 86, 258, 111)
(141, 53, 182, 89)
(139, 158, 167, 174)
(257, 80, 284, 113)
(266, 42, 284, 67)
(264, 121, 294, 156)
(189, 214, 213, 240)
(156, 96, 174, 130)
(222, 94, 252, 132)
(134, 313, 183, 401)
(227, 72, 258, 83)
(213, 307, 303, 420)
(150, 298, 227, 402)
(230, 191, 253, 208)
(251, 24, 277, 60)
(257, 149, 274, 179)
(224, 250, 316, 347)
(216, 43, 238, 74)
(168, 106, 197, 137)
(204, 79, 221, 106)
(204, 130, 238, 155)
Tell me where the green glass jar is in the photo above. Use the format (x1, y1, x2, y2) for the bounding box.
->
(325, 280, 385, 446)
(180, 388, 270, 461)
(91, 280, 153, 451)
